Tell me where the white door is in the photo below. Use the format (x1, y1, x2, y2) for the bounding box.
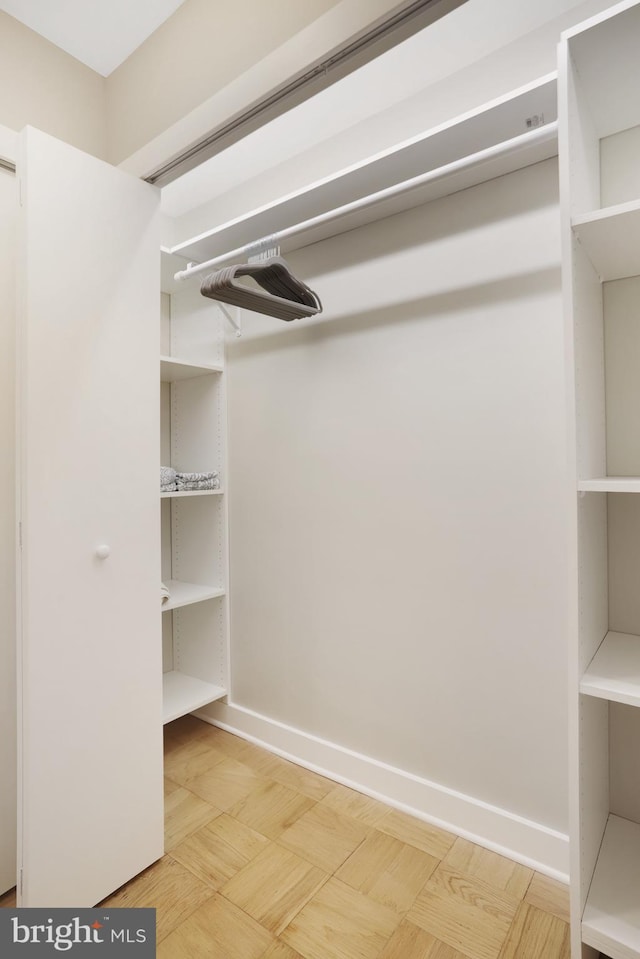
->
(16, 127, 164, 907)
(0, 157, 18, 897)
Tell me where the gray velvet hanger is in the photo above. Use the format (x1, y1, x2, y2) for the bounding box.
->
(200, 256, 322, 321)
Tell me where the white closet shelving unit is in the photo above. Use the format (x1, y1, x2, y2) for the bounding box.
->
(160, 74, 559, 730)
(168, 73, 558, 264)
(158, 72, 560, 728)
(561, 2, 640, 958)
(159, 76, 560, 734)
(160, 270, 230, 725)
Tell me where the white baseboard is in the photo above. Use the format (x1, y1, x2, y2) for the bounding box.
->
(196, 699, 569, 881)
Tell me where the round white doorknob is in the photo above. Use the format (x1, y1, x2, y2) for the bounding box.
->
(95, 544, 111, 559)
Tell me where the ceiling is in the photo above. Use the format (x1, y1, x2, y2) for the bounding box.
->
(0, 0, 187, 76)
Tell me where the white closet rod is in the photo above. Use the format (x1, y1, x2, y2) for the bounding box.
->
(174, 121, 558, 282)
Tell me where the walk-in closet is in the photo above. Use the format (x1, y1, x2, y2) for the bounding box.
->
(1, 2, 640, 957)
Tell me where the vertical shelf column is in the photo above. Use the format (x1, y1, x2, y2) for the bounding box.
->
(561, 3, 640, 957)
(160, 270, 231, 723)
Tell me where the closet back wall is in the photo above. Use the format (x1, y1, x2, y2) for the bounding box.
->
(210, 157, 568, 871)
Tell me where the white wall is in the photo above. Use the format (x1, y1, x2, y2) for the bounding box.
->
(111, 0, 428, 172)
(205, 157, 569, 874)
(107, 0, 343, 164)
(0, 162, 17, 894)
(0, 11, 106, 159)
(0, 0, 412, 168)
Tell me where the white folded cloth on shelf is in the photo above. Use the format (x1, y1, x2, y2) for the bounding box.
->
(161, 467, 220, 492)
(161, 582, 170, 605)
(175, 470, 220, 491)
(160, 466, 177, 491)
(176, 482, 219, 490)
(175, 471, 218, 483)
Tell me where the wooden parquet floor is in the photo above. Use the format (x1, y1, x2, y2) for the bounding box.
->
(0, 715, 571, 959)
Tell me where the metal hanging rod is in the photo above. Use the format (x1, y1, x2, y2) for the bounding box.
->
(0, 157, 16, 174)
(174, 120, 558, 283)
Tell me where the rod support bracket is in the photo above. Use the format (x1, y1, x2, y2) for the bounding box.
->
(219, 302, 242, 337)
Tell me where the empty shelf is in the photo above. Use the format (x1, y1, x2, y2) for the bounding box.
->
(162, 580, 225, 611)
(160, 355, 223, 381)
(170, 75, 558, 265)
(573, 199, 640, 281)
(581, 631, 640, 707)
(582, 815, 640, 959)
(161, 488, 223, 498)
(163, 671, 226, 724)
(578, 477, 640, 492)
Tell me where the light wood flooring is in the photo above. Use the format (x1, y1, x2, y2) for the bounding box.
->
(0, 715, 571, 959)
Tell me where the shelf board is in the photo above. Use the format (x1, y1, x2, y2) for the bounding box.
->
(578, 477, 640, 492)
(581, 631, 640, 707)
(162, 580, 225, 611)
(582, 815, 640, 959)
(160, 355, 223, 381)
(169, 74, 557, 264)
(163, 671, 226, 724)
(161, 488, 223, 498)
(573, 199, 640, 281)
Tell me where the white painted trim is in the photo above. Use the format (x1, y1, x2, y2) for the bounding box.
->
(196, 699, 569, 880)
